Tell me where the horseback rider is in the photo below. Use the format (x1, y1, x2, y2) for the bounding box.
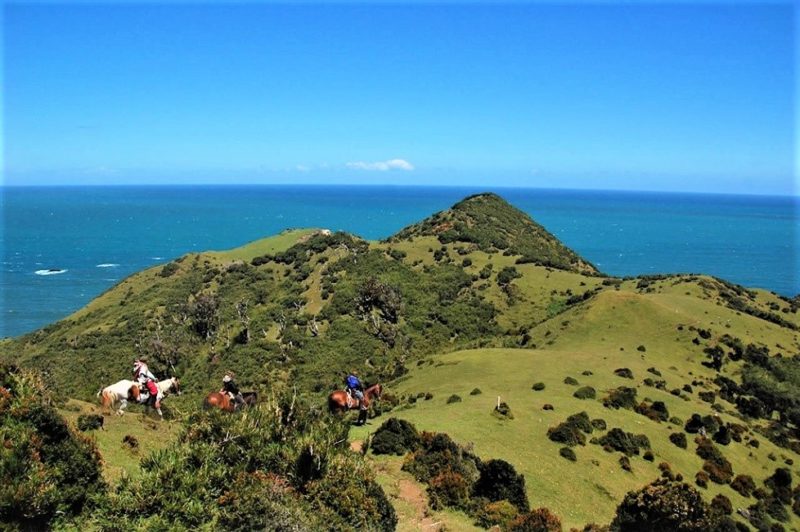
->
(220, 372, 245, 410)
(345, 371, 367, 411)
(133, 356, 160, 408)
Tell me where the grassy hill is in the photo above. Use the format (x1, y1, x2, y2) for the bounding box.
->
(2, 193, 799, 530)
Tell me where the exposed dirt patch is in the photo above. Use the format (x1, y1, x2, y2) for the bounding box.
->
(398, 478, 443, 530)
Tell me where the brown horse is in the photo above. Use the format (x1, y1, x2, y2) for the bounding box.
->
(328, 383, 382, 425)
(203, 391, 258, 412)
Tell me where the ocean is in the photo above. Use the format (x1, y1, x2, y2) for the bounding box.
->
(1, 185, 797, 338)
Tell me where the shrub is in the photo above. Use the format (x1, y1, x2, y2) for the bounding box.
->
(643, 450, 654, 462)
(698, 391, 716, 403)
(548, 413, 593, 447)
(595, 428, 650, 456)
(532, 382, 546, 391)
(371, 418, 420, 456)
(637, 345, 647, 352)
(564, 376, 579, 386)
(0, 365, 106, 530)
(611, 479, 714, 531)
(635, 400, 669, 422)
(696, 438, 733, 484)
(77, 413, 104, 431)
(713, 425, 732, 446)
(446, 394, 462, 404)
(508, 507, 562, 532)
(574, 386, 596, 400)
(669, 432, 687, 449)
(428, 470, 471, 511)
(470, 388, 482, 395)
(474, 459, 530, 512)
(591, 418, 607, 431)
(122, 434, 139, 449)
(403, 432, 480, 486)
(710, 494, 733, 516)
(494, 402, 514, 419)
(603, 387, 637, 410)
(476, 500, 520, 529)
(684, 413, 720, 434)
(647, 367, 662, 376)
(83, 393, 395, 531)
(559, 447, 577, 461)
(619, 455, 632, 472)
(695, 471, 709, 488)
(614, 368, 634, 379)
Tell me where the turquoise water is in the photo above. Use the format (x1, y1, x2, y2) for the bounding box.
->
(2, 186, 797, 337)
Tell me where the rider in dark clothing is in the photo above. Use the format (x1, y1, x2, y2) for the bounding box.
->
(221, 373, 245, 410)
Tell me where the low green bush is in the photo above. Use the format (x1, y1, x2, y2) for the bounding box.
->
(371, 418, 420, 456)
(573, 386, 596, 400)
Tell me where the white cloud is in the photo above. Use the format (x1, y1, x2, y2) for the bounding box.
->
(346, 159, 415, 171)
(295, 164, 311, 172)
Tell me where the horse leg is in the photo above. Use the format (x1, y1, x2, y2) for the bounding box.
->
(118, 398, 127, 415)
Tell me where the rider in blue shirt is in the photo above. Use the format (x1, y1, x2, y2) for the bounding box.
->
(345, 372, 365, 409)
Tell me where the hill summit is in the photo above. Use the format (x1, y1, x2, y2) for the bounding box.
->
(388, 192, 598, 275)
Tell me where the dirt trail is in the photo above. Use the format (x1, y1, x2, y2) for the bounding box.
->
(397, 478, 443, 531)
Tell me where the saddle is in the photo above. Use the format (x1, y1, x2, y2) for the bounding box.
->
(345, 389, 361, 409)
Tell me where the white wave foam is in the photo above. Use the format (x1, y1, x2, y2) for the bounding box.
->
(35, 269, 67, 276)
(151, 257, 163, 260)
(96, 263, 120, 268)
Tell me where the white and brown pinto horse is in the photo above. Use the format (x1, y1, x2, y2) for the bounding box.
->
(98, 377, 180, 418)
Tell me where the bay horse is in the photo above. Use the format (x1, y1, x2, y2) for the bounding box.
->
(98, 377, 181, 418)
(203, 391, 258, 412)
(328, 383, 382, 425)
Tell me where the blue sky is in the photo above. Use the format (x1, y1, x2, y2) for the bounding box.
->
(3, 2, 796, 194)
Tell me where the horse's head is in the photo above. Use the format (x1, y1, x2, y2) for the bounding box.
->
(128, 385, 140, 402)
(171, 377, 181, 396)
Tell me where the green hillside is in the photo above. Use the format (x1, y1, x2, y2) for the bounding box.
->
(388, 192, 599, 275)
(2, 193, 799, 531)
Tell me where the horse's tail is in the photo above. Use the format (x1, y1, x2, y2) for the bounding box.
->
(100, 390, 114, 409)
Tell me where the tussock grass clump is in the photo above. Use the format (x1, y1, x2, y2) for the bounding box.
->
(77, 413, 104, 431)
(470, 388, 482, 395)
(591, 418, 607, 431)
(573, 386, 596, 400)
(494, 402, 514, 420)
(122, 434, 139, 450)
(603, 386, 638, 410)
(564, 376, 579, 386)
(532, 382, 546, 391)
(371, 418, 420, 456)
(446, 394, 462, 404)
